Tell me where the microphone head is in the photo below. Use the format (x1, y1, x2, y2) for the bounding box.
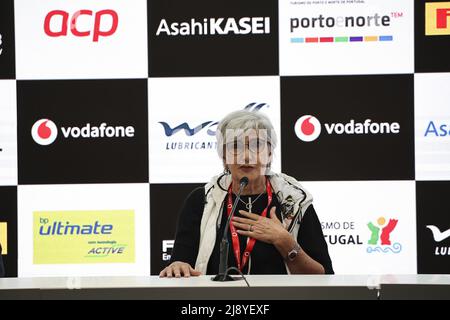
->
(239, 177, 249, 187)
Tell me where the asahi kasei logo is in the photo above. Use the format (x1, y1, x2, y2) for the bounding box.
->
(31, 119, 58, 146)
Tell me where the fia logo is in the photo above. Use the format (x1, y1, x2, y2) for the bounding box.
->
(162, 240, 174, 262)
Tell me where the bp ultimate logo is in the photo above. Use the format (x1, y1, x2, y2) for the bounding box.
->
(34, 210, 135, 264)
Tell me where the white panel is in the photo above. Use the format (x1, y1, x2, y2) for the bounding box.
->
(18, 183, 150, 277)
(148, 76, 281, 183)
(415, 73, 450, 181)
(15, 0, 148, 79)
(304, 180, 417, 274)
(279, 0, 414, 75)
(0, 80, 17, 185)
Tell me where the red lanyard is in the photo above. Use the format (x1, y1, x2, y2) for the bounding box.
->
(227, 178, 273, 271)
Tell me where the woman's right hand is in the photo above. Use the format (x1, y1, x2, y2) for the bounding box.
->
(159, 261, 202, 278)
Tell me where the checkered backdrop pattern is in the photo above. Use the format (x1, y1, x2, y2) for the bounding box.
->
(0, 0, 449, 277)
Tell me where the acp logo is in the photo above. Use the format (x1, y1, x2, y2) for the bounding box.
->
(44, 9, 119, 42)
(294, 115, 321, 142)
(367, 217, 402, 254)
(31, 119, 58, 146)
(426, 2, 450, 35)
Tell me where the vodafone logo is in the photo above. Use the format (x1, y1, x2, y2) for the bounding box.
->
(31, 119, 136, 146)
(32, 119, 58, 146)
(294, 115, 321, 142)
(295, 115, 401, 142)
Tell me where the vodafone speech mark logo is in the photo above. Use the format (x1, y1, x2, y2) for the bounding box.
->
(294, 115, 321, 142)
(32, 119, 58, 146)
(295, 115, 401, 142)
(44, 9, 119, 42)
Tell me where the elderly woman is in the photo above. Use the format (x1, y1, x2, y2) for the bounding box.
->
(160, 110, 333, 277)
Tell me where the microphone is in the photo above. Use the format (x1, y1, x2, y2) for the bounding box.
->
(212, 177, 248, 281)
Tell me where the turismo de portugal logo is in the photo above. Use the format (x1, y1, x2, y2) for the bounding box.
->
(367, 217, 402, 254)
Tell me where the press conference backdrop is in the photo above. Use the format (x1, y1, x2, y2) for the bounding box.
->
(0, 0, 449, 278)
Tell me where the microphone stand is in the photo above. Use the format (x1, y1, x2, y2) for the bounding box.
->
(212, 177, 248, 281)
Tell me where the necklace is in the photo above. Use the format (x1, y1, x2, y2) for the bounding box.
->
(239, 192, 265, 213)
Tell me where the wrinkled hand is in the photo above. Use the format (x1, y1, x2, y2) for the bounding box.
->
(159, 261, 202, 278)
(232, 207, 289, 245)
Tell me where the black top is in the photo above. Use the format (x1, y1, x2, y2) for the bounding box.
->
(170, 187, 334, 275)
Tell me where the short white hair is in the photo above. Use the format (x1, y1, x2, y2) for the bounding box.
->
(216, 110, 277, 159)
